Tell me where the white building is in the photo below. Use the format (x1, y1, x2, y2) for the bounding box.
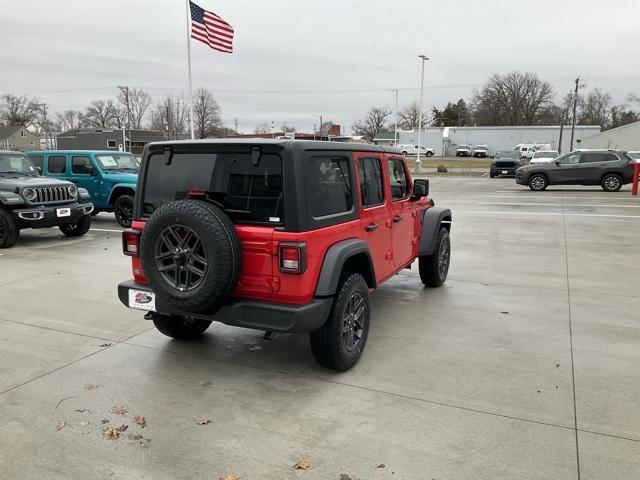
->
(396, 125, 601, 156)
(577, 121, 640, 151)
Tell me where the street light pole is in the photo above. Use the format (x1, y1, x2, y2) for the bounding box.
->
(416, 54, 429, 174)
(569, 76, 580, 152)
(392, 89, 399, 147)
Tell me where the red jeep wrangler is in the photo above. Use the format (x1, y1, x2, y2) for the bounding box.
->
(118, 140, 452, 371)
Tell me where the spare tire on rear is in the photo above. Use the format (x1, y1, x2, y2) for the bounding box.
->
(140, 200, 241, 314)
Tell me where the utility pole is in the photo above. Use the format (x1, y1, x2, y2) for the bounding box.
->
(416, 54, 429, 174)
(558, 94, 571, 155)
(569, 77, 580, 152)
(392, 89, 399, 146)
(234, 117, 238, 134)
(37, 103, 49, 148)
(118, 85, 131, 152)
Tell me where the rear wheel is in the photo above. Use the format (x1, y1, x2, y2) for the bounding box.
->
(114, 194, 134, 227)
(0, 208, 19, 248)
(419, 227, 450, 287)
(426, 151, 433, 157)
(59, 215, 91, 237)
(310, 272, 370, 371)
(601, 173, 622, 192)
(150, 312, 212, 340)
(528, 174, 548, 191)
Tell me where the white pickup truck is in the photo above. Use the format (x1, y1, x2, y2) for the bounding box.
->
(398, 144, 435, 157)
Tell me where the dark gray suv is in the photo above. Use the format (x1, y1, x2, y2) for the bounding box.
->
(515, 150, 635, 192)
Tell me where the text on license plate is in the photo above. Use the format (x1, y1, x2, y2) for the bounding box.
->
(56, 208, 71, 217)
(501, 170, 508, 174)
(128, 289, 156, 311)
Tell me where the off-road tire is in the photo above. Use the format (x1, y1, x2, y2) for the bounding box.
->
(114, 194, 134, 228)
(309, 272, 370, 372)
(59, 214, 91, 237)
(528, 174, 548, 191)
(140, 200, 241, 314)
(91, 209, 100, 217)
(0, 208, 19, 248)
(419, 226, 450, 287)
(601, 173, 622, 192)
(150, 312, 212, 340)
(489, 171, 495, 178)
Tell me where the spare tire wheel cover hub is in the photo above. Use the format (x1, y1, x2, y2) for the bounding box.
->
(155, 225, 208, 292)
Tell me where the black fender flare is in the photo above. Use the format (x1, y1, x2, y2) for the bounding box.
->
(418, 207, 452, 256)
(314, 238, 376, 297)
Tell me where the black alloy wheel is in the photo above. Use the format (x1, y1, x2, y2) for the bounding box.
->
(342, 292, 366, 352)
(114, 194, 134, 227)
(155, 225, 208, 292)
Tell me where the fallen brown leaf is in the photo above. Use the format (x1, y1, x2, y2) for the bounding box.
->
(500, 310, 509, 314)
(375, 464, 386, 469)
(116, 424, 128, 433)
(98, 343, 112, 347)
(134, 415, 146, 427)
(79, 421, 89, 427)
(101, 419, 109, 424)
(293, 460, 312, 470)
(85, 384, 99, 390)
(131, 434, 144, 441)
(196, 419, 210, 425)
(111, 406, 128, 415)
(218, 476, 240, 480)
(56, 420, 65, 431)
(103, 427, 120, 440)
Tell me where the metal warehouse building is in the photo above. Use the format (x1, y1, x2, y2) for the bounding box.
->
(577, 121, 640, 151)
(394, 125, 601, 156)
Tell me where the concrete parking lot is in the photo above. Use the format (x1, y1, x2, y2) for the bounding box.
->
(1, 177, 638, 479)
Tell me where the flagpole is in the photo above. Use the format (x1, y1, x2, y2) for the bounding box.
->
(185, 0, 195, 139)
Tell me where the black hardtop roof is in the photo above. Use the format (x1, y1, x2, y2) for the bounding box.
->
(144, 139, 402, 155)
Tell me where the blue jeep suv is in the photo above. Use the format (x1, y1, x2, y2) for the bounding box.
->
(26, 150, 137, 227)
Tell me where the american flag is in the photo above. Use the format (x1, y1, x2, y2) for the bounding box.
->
(189, 1, 234, 54)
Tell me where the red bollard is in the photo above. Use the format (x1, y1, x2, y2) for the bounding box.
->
(633, 163, 640, 196)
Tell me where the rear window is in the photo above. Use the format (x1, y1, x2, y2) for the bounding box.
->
(142, 152, 283, 225)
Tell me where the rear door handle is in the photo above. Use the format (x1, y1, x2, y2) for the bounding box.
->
(365, 223, 379, 232)
(393, 215, 403, 223)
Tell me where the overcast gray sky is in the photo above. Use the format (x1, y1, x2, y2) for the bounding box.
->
(2, 0, 639, 132)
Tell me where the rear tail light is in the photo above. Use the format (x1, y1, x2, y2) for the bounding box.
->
(278, 242, 307, 274)
(122, 229, 141, 257)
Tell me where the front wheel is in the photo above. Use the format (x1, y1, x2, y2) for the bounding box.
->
(601, 173, 622, 192)
(528, 174, 548, 191)
(59, 215, 91, 237)
(310, 272, 370, 371)
(419, 227, 451, 287)
(151, 312, 212, 340)
(0, 208, 19, 248)
(114, 194, 134, 227)
(426, 151, 433, 157)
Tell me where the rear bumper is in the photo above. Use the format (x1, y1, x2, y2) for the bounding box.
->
(13, 203, 93, 229)
(117, 280, 332, 333)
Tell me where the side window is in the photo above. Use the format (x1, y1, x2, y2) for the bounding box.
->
(309, 156, 353, 217)
(387, 158, 409, 201)
(29, 155, 43, 171)
(559, 153, 581, 165)
(358, 158, 384, 208)
(602, 153, 619, 162)
(72, 156, 93, 174)
(48, 155, 66, 174)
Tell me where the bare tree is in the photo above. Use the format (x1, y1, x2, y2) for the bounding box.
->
(579, 88, 612, 127)
(192, 87, 223, 138)
(320, 121, 334, 137)
(472, 72, 554, 125)
(149, 95, 188, 139)
(54, 110, 85, 132)
(397, 101, 429, 130)
(280, 123, 296, 133)
(84, 99, 117, 128)
(254, 122, 271, 134)
(0, 94, 40, 127)
(118, 88, 152, 129)
(352, 106, 392, 143)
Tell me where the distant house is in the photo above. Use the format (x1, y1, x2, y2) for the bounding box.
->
(373, 131, 399, 146)
(55, 128, 166, 155)
(0, 126, 40, 151)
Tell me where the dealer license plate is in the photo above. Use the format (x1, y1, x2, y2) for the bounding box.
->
(56, 208, 71, 217)
(501, 170, 508, 174)
(128, 289, 156, 311)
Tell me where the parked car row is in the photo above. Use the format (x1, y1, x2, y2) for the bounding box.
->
(0, 149, 139, 248)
